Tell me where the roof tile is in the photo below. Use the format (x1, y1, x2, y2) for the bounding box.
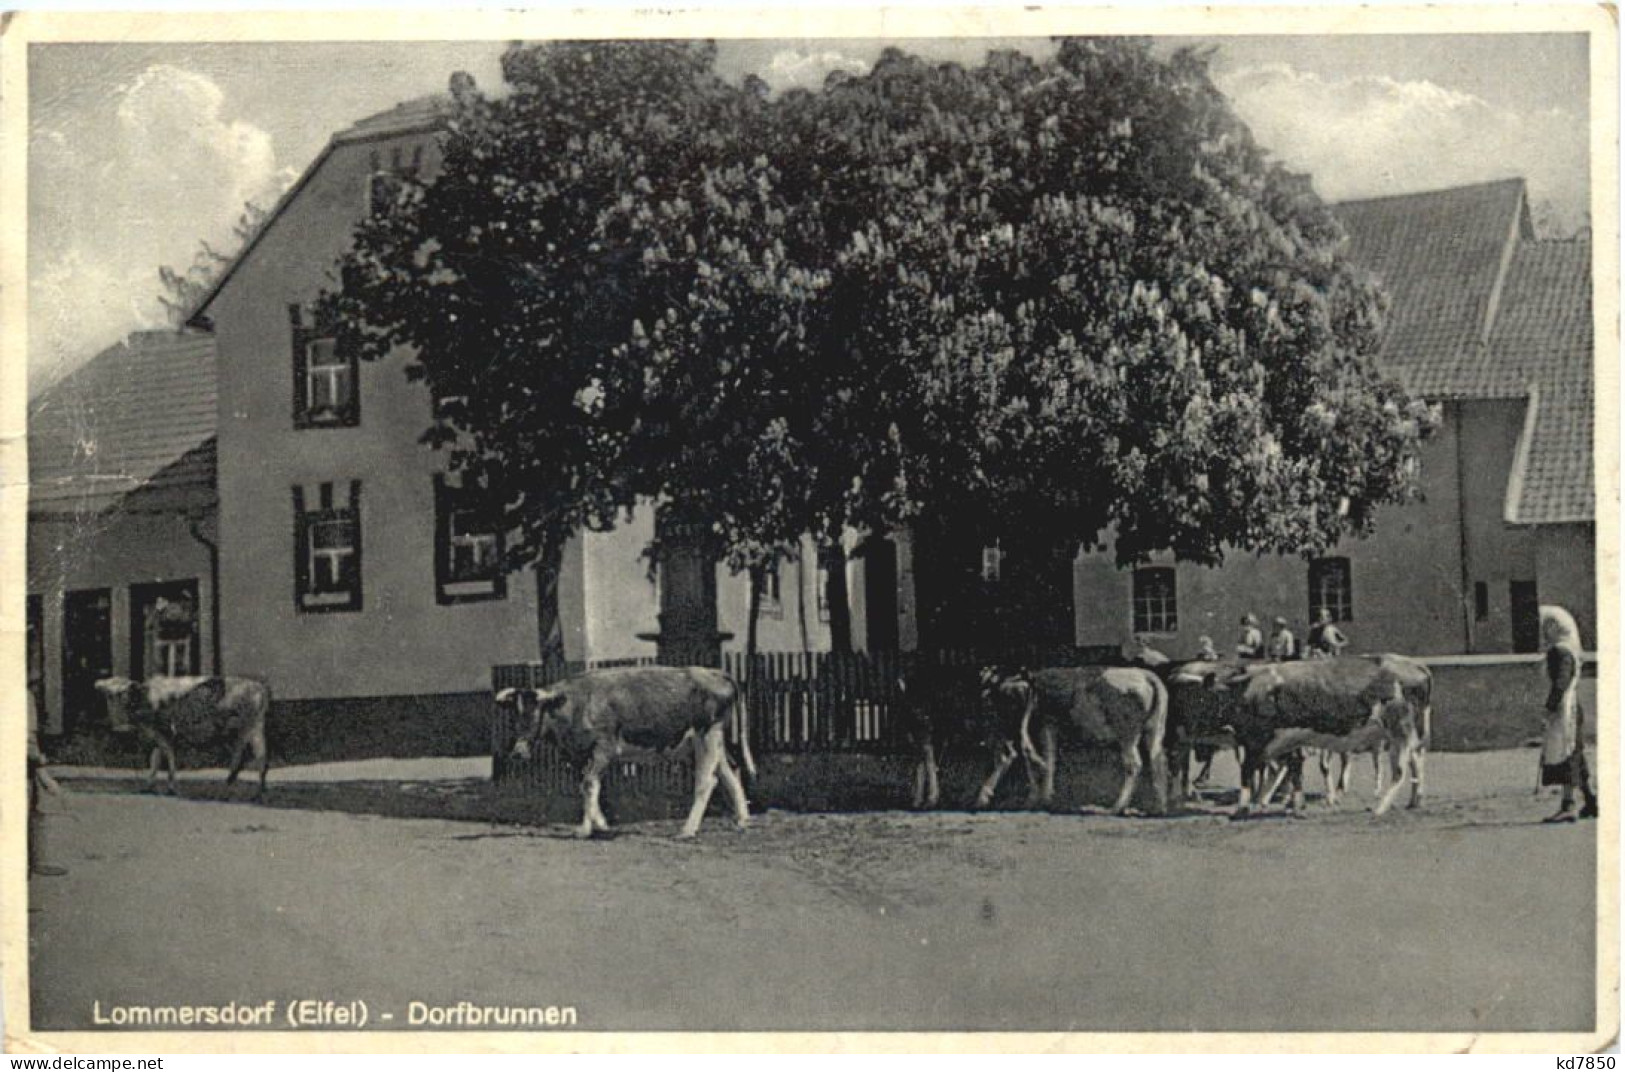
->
(28, 331, 217, 515)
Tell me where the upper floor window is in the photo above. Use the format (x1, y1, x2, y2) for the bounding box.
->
(290, 304, 358, 428)
(815, 566, 831, 623)
(981, 542, 1003, 583)
(1308, 557, 1353, 622)
(295, 481, 362, 613)
(367, 144, 424, 217)
(1132, 566, 1177, 635)
(435, 475, 505, 604)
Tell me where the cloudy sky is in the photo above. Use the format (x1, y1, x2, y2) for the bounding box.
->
(27, 34, 1592, 394)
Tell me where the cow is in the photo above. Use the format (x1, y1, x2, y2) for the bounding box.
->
(1161, 659, 1246, 802)
(976, 665, 1169, 816)
(93, 676, 272, 800)
(896, 662, 1001, 809)
(498, 666, 755, 840)
(1205, 655, 1428, 818)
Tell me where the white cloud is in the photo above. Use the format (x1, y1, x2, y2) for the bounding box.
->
(30, 64, 289, 390)
(1218, 63, 1589, 233)
(759, 49, 871, 95)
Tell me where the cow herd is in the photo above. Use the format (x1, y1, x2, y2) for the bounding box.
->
(82, 652, 1431, 842)
(497, 654, 1432, 839)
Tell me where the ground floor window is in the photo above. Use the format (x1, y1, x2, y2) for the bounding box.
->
(1309, 557, 1354, 622)
(434, 474, 505, 604)
(1131, 566, 1177, 634)
(131, 580, 200, 678)
(295, 481, 362, 612)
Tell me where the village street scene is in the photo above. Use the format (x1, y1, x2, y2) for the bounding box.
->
(17, 24, 1608, 1042)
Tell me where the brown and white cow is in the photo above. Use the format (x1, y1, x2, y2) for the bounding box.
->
(1206, 655, 1429, 818)
(498, 666, 755, 839)
(94, 676, 273, 799)
(977, 665, 1170, 816)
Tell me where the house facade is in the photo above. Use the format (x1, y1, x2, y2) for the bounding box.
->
(185, 93, 856, 737)
(1065, 180, 1595, 657)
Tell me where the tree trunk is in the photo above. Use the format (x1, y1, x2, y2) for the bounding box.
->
(823, 542, 852, 653)
(534, 540, 566, 670)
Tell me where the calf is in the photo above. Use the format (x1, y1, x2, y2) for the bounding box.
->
(94, 676, 272, 799)
(1208, 656, 1426, 818)
(977, 665, 1169, 816)
(896, 662, 993, 809)
(498, 666, 755, 839)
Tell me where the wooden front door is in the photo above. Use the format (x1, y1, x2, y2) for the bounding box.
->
(1510, 580, 1541, 654)
(62, 588, 113, 737)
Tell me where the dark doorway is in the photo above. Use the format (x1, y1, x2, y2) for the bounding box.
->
(130, 579, 201, 679)
(861, 537, 899, 653)
(27, 594, 44, 721)
(1510, 580, 1541, 654)
(62, 588, 113, 737)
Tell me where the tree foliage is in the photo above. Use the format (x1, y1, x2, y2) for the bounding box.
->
(320, 38, 1436, 582)
(159, 201, 270, 326)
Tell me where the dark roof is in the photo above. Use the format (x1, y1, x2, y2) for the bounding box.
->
(185, 96, 448, 327)
(1495, 241, 1594, 525)
(336, 94, 450, 142)
(28, 330, 217, 516)
(1334, 178, 1531, 398)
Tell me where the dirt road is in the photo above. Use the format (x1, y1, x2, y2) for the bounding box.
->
(26, 749, 1597, 1034)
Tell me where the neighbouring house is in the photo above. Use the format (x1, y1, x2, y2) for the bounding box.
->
(26, 330, 220, 738)
(1060, 178, 1595, 657)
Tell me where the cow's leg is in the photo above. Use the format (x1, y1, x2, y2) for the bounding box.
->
(1318, 750, 1340, 806)
(924, 740, 941, 809)
(1148, 742, 1169, 817)
(1286, 753, 1307, 816)
(1258, 761, 1289, 809)
(975, 741, 1018, 808)
(245, 727, 270, 801)
(577, 750, 612, 837)
(714, 743, 751, 831)
(1406, 732, 1426, 810)
(162, 740, 179, 796)
(911, 751, 927, 810)
(226, 738, 249, 787)
(678, 725, 725, 839)
(1232, 749, 1258, 820)
(1110, 740, 1142, 815)
(1036, 724, 1059, 807)
(145, 746, 163, 792)
(1373, 735, 1410, 817)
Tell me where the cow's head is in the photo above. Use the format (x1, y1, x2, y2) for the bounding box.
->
(495, 686, 570, 760)
(93, 676, 142, 733)
(978, 666, 1033, 730)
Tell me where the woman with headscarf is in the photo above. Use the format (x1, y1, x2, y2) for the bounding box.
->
(1539, 605, 1598, 823)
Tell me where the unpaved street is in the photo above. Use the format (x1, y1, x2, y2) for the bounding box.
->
(27, 749, 1596, 1034)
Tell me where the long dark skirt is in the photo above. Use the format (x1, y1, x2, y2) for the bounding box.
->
(1542, 746, 1591, 789)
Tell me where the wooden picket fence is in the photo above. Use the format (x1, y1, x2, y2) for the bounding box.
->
(490, 643, 1118, 800)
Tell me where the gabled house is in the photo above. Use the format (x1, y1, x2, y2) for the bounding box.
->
(26, 330, 220, 736)
(1067, 178, 1596, 656)
(182, 90, 856, 752)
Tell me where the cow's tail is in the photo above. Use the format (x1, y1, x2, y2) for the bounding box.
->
(1419, 666, 1433, 752)
(1016, 678, 1046, 772)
